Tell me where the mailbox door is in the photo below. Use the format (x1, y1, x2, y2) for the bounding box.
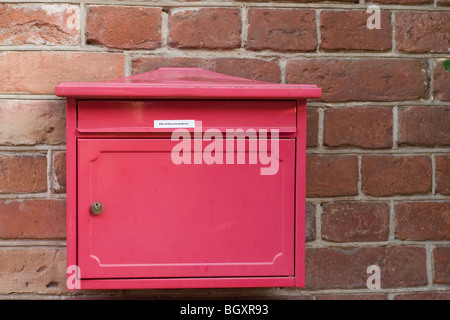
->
(77, 138, 295, 279)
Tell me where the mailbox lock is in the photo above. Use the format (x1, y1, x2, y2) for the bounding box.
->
(91, 202, 103, 215)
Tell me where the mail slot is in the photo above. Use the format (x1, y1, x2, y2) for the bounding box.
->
(56, 67, 321, 290)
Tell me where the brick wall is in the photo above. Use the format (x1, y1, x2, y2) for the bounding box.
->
(0, 1, 448, 300)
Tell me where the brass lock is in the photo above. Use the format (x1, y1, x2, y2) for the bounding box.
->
(91, 202, 103, 215)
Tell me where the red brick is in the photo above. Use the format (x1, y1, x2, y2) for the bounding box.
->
(324, 107, 393, 149)
(320, 10, 391, 51)
(396, 202, 450, 241)
(0, 248, 66, 294)
(306, 155, 358, 197)
(286, 59, 428, 102)
(437, 0, 450, 5)
(0, 100, 65, 146)
(434, 60, 450, 101)
(317, 294, 387, 300)
(0, 52, 124, 94)
(0, 4, 79, 45)
(53, 151, 66, 194)
(306, 246, 427, 289)
(399, 106, 450, 146)
(361, 155, 431, 196)
(86, 6, 161, 50)
(247, 9, 316, 51)
(394, 292, 450, 300)
(436, 155, 450, 195)
(322, 202, 390, 242)
(383, 246, 427, 288)
(132, 57, 281, 83)
(433, 247, 450, 284)
(169, 8, 241, 49)
(305, 247, 386, 289)
(306, 107, 319, 147)
(396, 12, 450, 53)
(0, 199, 66, 239)
(0, 154, 47, 193)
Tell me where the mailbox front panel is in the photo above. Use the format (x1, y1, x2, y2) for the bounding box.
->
(77, 139, 296, 280)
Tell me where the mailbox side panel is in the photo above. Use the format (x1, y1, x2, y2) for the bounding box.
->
(295, 100, 307, 287)
(66, 98, 78, 290)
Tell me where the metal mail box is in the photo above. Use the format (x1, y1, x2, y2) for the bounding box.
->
(56, 67, 321, 290)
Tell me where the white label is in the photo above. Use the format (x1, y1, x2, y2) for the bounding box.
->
(154, 120, 195, 128)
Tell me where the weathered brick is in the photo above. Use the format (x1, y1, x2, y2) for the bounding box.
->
(383, 246, 428, 288)
(53, 152, 66, 194)
(86, 6, 161, 50)
(169, 8, 241, 49)
(361, 155, 431, 196)
(306, 246, 427, 289)
(0, 199, 66, 239)
(307, 107, 319, 147)
(396, 12, 450, 53)
(399, 106, 450, 146)
(132, 57, 281, 83)
(306, 155, 358, 198)
(306, 247, 386, 289)
(436, 155, 450, 195)
(433, 247, 450, 284)
(0, 100, 65, 146)
(247, 9, 316, 51)
(0, 52, 124, 94)
(0, 154, 47, 193)
(396, 202, 450, 241)
(0, 248, 66, 294)
(434, 60, 450, 101)
(324, 107, 393, 149)
(286, 59, 428, 102)
(307, 246, 427, 290)
(305, 202, 316, 242)
(320, 10, 391, 51)
(0, 4, 79, 45)
(394, 292, 450, 300)
(322, 202, 390, 242)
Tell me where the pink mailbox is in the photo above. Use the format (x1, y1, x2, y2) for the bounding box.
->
(56, 68, 321, 290)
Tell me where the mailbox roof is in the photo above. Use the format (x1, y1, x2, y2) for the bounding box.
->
(55, 67, 321, 100)
(56, 68, 321, 99)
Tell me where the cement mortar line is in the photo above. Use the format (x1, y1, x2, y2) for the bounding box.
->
(305, 195, 450, 202)
(0, 96, 448, 106)
(0, 193, 447, 201)
(3, 239, 446, 250)
(2, 286, 449, 299)
(0, 240, 67, 247)
(3, 0, 449, 12)
(1, 45, 450, 60)
(0, 146, 66, 152)
(306, 149, 450, 154)
(426, 244, 435, 289)
(0, 193, 67, 200)
(308, 101, 450, 107)
(305, 240, 450, 248)
(0, 145, 449, 153)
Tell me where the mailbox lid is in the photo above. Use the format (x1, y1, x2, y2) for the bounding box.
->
(55, 67, 321, 100)
(77, 138, 296, 279)
(77, 99, 297, 134)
